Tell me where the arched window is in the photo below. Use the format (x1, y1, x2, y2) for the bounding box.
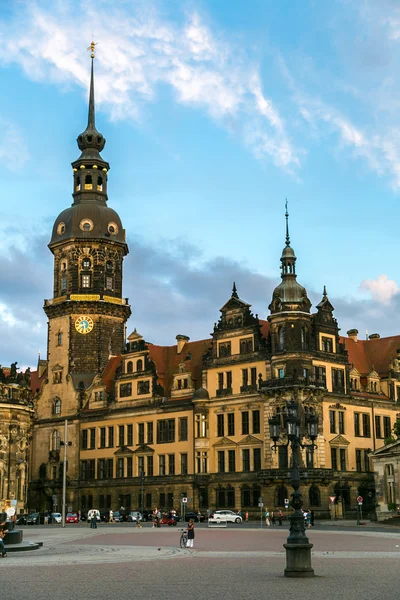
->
(278, 327, 284, 351)
(309, 485, 321, 506)
(136, 359, 143, 372)
(334, 482, 351, 508)
(51, 430, 60, 451)
(54, 398, 61, 415)
(57, 333, 63, 346)
(82, 258, 91, 269)
(84, 174, 93, 189)
(275, 485, 288, 507)
(76, 176, 81, 191)
(106, 260, 113, 272)
(97, 176, 103, 191)
(127, 361, 133, 374)
(301, 327, 308, 350)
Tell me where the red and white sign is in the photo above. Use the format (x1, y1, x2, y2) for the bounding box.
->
(329, 496, 336, 503)
(357, 495, 363, 505)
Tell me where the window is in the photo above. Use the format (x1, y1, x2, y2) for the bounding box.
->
(137, 380, 150, 395)
(227, 413, 235, 436)
(181, 453, 188, 475)
(147, 455, 153, 476)
(242, 449, 251, 472)
(138, 456, 144, 475)
(226, 371, 232, 389)
(159, 455, 166, 476)
(306, 447, 314, 468)
(275, 486, 288, 507)
(195, 414, 208, 438)
(81, 459, 95, 480)
(167, 493, 174, 509)
(127, 361, 133, 373)
(242, 369, 248, 386)
(338, 411, 345, 434)
(331, 447, 337, 470)
(240, 338, 253, 354)
(84, 174, 92, 189)
(241, 411, 249, 435)
(61, 276, 67, 293)
(251, 368, 257, 387)
(278, 445, 288, 469)
(136, 359, 143, 372)
(278, 327, 284, 351)
(339, 448, 346, 471)
(375, 416, 382, 439)
(127, 457, 133, 477)
(301, 327, 308, 350)
(362, 414, 371, 438)
(97, 176, 103, 191)
(383, 416, 391, 439)
(218, 372, 224, 390)
(138, 423, 145, 445)
(322, 336, 333, 352)
(278, 368, 285, 379)
(106, 260, 113, 272)
(217, 451, 225, 473)
(217, 414, 224, 437)
(252, 410, 260, 434)
(54, 398, 61, 415)
(309, 485, 321, 506)
(253, 448, 261, 471)
(356, 449, 362, 472)
(117, 458, 124, 478)
(315, 365, 326, 384)
(82, 258, 91, 269)
(127, 424, 133, 446)
(120, 383, 132, 398)
(157, 419, 175, 443)
(106, 277, 113, 290)
(147, 422, 153, 444)
(179, 417, 188, 441)
(118, 425, 125, 447)
(228, 449, 236, 472)
(202, 452, 208, 473)
(332, 368, 345, 393)
(108, 426, 114, 448)
(53, 371, 62, 384)
(89, 428, 95, 449)
(98, 459, 106, 479)
(57, 332, 63, 346)
(219, 342, 231, 357)
(100, 427, 106, 448)
(81, 274, 91, 288)
(82, 429, 88, 450)
(168, 454, 175, 475)
(354, 413, 361, 437)
(329, 410, 336, 434)
(51, 430, 60, 451)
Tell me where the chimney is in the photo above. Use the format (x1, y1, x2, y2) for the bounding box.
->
(369, 333, 380, 340)
(347, 329, 358, 342)
(176, 335, 190, 354)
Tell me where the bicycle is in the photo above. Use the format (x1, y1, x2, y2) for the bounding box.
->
(179, 529, 188, 548)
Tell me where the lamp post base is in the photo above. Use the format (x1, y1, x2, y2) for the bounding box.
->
(283, 543, 314, 578)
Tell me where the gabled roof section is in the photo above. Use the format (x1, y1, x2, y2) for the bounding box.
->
(114, 445, 135, 456)
(343, 334, 400, 376)
(213, 436, 236, 447)
(238, 435, 263, 446)
(329, 434, 350, 446)
(371, 438, 400, 456)
(101, 355, 122, 392)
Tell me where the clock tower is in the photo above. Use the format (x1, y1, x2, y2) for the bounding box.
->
(44, 48, 131, 385)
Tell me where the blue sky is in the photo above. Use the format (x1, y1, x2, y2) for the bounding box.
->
(1, 0, 400, 367)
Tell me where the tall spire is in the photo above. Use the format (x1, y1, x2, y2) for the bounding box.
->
(88, 52, 96, 129)
(285, 199, 290, 247)
(232, 281, 238, 298)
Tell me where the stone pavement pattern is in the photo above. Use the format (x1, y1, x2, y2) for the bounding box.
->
(2, 526, 400, 600)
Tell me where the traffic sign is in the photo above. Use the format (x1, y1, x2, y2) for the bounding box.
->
(258, 502, 264, 508)
(329, 496, 336, 503)
(182, 497, 187, 503)
(357, 495, 363, 504)
(258, 496, 263, 503)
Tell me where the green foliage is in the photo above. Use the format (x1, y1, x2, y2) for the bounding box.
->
(393, 419, 400, 438)
(388, 502, 397, 511)
(384, 435, 396, 445)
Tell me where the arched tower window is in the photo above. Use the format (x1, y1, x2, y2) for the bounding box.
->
(75, 176, 81, 191)
(278, 327, 284, 351)
(53, 398, 61, 415)
(127, 361, 133, 374)
(81, 257, 92, 288)
(309, 485, 321, 506)
(136, 359, 143, 372)
(57, 332, 63, 346)
(301, 327, 308, 350)
(84, 174, 93, 190)
(97, 176, 103, 191)
(51, 430, 60, 451)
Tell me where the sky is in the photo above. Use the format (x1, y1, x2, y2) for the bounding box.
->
(1, 0, 400, 368)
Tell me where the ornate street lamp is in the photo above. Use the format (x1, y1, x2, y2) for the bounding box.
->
(269, 399, 318, 578)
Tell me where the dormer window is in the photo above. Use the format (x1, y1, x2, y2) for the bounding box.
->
(321, 336, 333, 353)
(240, 338, 253, 354)
(136, 359, 143, 372)
(127, 361, 133, 374)
(53, 371, 62, 384)
(219, 342, 231, 357)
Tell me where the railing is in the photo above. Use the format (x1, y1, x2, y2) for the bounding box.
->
(260, 468, 334, 481)
(216, 388, 233, 398)
(240, 384, 258, 394)
(259, 376, 327, 390)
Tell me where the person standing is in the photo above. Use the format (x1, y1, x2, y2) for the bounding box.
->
(0, 520, 8, 558)
(197, 510, 202, 523)
(245, 511, 249, 522)
(186, 518, 195, 548)
(278, 510, 283, 526)
(265, 509, 270, 526)
(310, 510, 315, 527)
(271, 511, 276, 525)
(90, 512, 97, 529)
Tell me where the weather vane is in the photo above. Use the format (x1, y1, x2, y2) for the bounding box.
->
(87, 41, 98, 59)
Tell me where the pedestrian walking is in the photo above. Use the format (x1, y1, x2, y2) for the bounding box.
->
(0, 520, 8, 558)
(265, 509, 270, 526)
(271, 511, 276, 525)
(245, 511, 249, 522)
(186, 518, 195, 548)
(197, 510, 202, 523)
(109, 509, 114, 523)
(278, 510, 283, 526)
(310, 510, 315, 527)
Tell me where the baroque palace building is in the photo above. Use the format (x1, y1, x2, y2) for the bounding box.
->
(28, 52, 400, 518)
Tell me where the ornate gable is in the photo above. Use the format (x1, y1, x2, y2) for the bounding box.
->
(329, 434, 350, 446)
(132, 444, 154, 454)
(114, 445, 135, 456)
(213, 436, 236, 448)
(238, 435, 263, 446)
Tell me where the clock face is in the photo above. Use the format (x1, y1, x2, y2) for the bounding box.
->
(75, 315, 94, 335)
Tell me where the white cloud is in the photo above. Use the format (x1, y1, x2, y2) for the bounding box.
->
(360, 274, 399, 304)
(0, 118, 30, 171)
(0, 2, 298, 170)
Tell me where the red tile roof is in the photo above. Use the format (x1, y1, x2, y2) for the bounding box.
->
(101, 356, 123, 392)
(342, 335, 400, 376)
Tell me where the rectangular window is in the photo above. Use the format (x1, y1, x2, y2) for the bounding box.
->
(107, 426, 114, 448)
(251, 367, 257, 386)
(278, 368, 285, 379)
(181, 453, 188, 475)
(147, 422, 153, 444)
(157, 419, 175, 443)
(253, 447, 261, 471)
(81, 274, 91, 288)
(278, 445, 288, 469)
(242, 369, 248, 386)
(315, 365, 326, 384)
(138, 456, 144, 476)
(354, 413, 360, 437)
(106, 459, 113, 478)
(137, 380, 150, 395)
(226, 371, 232, 389)
(228, 449, 236, 472)
(106, 277, 113, 290)
(145, 493, 152, 509)
(362, 413, 371, 438)
(127, 457, 133, 478)
(338, 411, 345, 434)
(168, 454, 175, 475)
(329, 410, 336, 434)
(322, 336, 333, 352)
(218, 372, 224, 390)
(82, 430, 88, 450)
(306, 447, 314, 468)
(252, 410, 260, 434)
(159, 492, 165, 508)
(81, 460, 88, 480)
(159, 455, 166, 476)
(147, 455, 153, 476)
(383, 416, 391, 439)
(375, 416, 382, 439)
(138, 423, 145, 445)
(98, 459, 105, 479)
(219, 342, 231, 357)
(242, 449, 250, 472)
(120, 383, 132, 398)
(332, 368, 345, 393)
(217, 414, 225, 437)
(227, 413, 235, 436)
(356, 449, 362, 472)
(118, 425, 125, 447)
(88, 428, 95, 449)
(240, 338, 253, 354)
(339, 448, 346, 471)
(217, 450, 225, 473)
(167, 493, 174, 509)
(117, 458, 124, 478)
(242, 411, 249, 435)
(100, 427, 106, 448)
(179, 417, 188, 441)
(127, 424, 133, 446)
(87, 460, 95, 479)
(331, 447, 337, 470)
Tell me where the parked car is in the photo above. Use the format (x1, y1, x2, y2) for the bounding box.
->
(26, 512, 41, 525)
(185, 512, 205, 523)
(112, 511, 124, 522)
(80, 512, 87, 521)
(65, 512, 79, 524)
(87, 509, 101, 522)
(209, 510, 242, 524)
(52, 512, 62, 524)
(128, 511, 143, 523)
(16, 514, 27, 525)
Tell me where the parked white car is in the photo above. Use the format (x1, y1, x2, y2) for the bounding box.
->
(209, 510, 242, 524)
(87, 509, 101, 522)
(52, 512, 62, 524)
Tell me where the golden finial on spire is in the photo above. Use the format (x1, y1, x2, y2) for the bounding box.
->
(87, 41, 98, 59)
